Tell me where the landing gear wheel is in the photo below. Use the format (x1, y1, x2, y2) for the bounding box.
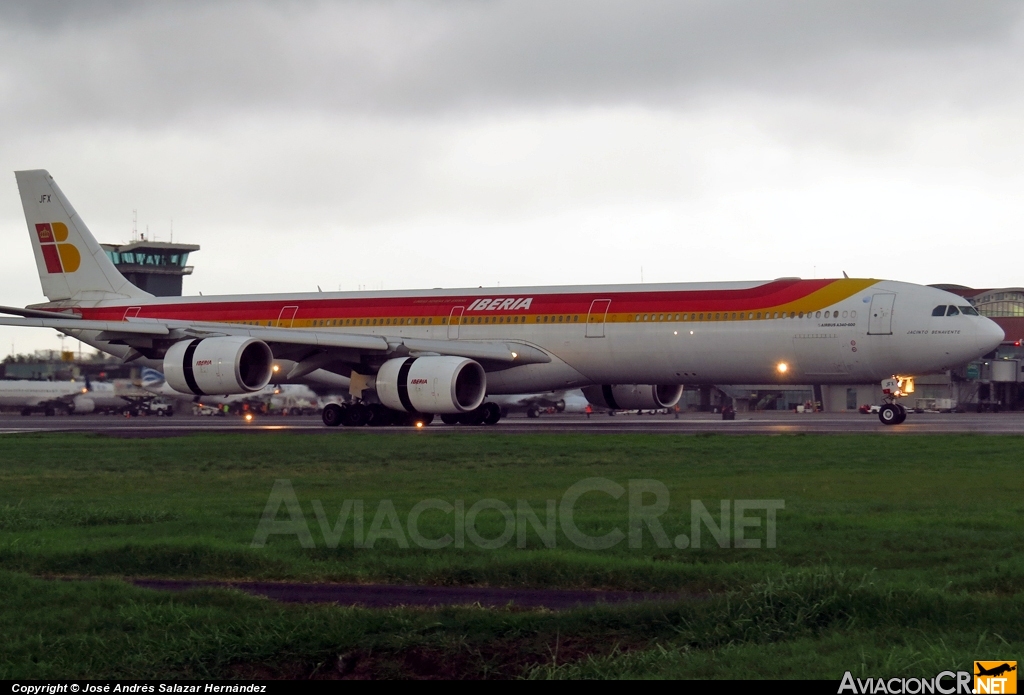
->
(440, 413, 461, 425)
(481, 402, 502, 426)
(894, 404, 908, 424)
(878, 404, 900, 425)
(415, 413, 434, 426)
(321, 403, 344, 427)
(463, 407, 487, 426)
(367, 404, 393, 427)
(345, 403, 369, 427)
(526, 406, 540, 419)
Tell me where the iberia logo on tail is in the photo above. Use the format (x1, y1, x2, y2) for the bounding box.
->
(35, 222, 81, 273)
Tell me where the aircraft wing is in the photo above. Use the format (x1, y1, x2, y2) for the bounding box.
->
(0, 314, 550, 368)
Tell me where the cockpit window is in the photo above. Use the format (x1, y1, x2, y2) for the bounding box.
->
(932, 305, 946, 317)
(959, 305, 979, 316)
(946, 305, 960, 316)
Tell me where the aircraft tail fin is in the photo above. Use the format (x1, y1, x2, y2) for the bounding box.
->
(14, 170, 150, 303)
(140, 368, 166, 390)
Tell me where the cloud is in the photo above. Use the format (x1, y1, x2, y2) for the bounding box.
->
(1, 0, 1022, 131)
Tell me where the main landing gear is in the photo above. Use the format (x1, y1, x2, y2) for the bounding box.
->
(321, 402, 435, 428)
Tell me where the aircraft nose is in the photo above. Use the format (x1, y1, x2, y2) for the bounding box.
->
(976, 317, 1004, 355)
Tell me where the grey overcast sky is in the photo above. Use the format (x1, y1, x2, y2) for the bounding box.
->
(2, 1, 1023, 356)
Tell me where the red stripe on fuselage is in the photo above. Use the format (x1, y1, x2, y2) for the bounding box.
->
(77, 279, 835, 323)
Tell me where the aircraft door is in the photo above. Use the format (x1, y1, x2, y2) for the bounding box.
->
(276, 306, 299, 328)
(867, 294, 895, 335)
(447, 306, 464, 339)
(123, 307, 141, 320)
(586, 299, 611, 338)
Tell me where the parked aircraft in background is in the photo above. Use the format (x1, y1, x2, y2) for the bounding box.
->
(141, 368, 321, 415)
(0, 379, 89, 415)
(0, 377, 140, 415)
(0, 170, 1004, 427)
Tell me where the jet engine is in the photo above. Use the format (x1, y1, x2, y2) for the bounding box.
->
(582, 384, 684, 410)
(72, 396, 95, 414)
(376, 356, 486, 414)
(164, 336, 274, 396)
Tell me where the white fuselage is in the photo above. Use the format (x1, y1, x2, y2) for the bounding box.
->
(45, 278, 1003, 395)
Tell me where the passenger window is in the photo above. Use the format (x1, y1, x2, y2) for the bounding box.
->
(932, 305, 946, 317)
(756, 312, 761, 319)
(842, 311, 848, 318)
(851, 311, 857, 318)
(816, 311, 821, 318)
(946, 306, 960, 316)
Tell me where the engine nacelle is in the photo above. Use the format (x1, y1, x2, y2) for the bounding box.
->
(376, 356, 486, 414)
(164, 337, 274, 396)
(582, 384, 684, 410)
(72, 396, 95, 414)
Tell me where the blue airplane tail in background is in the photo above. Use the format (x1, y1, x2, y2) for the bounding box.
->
(140, 367, 165, 389)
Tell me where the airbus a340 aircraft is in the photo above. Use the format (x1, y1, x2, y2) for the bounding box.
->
(0, 170, 1004, 426)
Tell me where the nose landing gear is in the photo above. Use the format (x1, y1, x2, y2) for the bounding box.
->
(878, 377, 913, 426)
(878, 403, 907, 425)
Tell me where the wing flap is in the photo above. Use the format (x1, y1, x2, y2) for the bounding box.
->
(401, 338, 550, 364)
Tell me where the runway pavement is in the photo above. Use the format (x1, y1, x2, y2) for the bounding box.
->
(2, 410, 1024, 436)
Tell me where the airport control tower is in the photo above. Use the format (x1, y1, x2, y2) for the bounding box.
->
(100, 236, 200, 297)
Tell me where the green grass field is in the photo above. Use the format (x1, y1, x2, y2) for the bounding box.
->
(0, 432, 1021, 679)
